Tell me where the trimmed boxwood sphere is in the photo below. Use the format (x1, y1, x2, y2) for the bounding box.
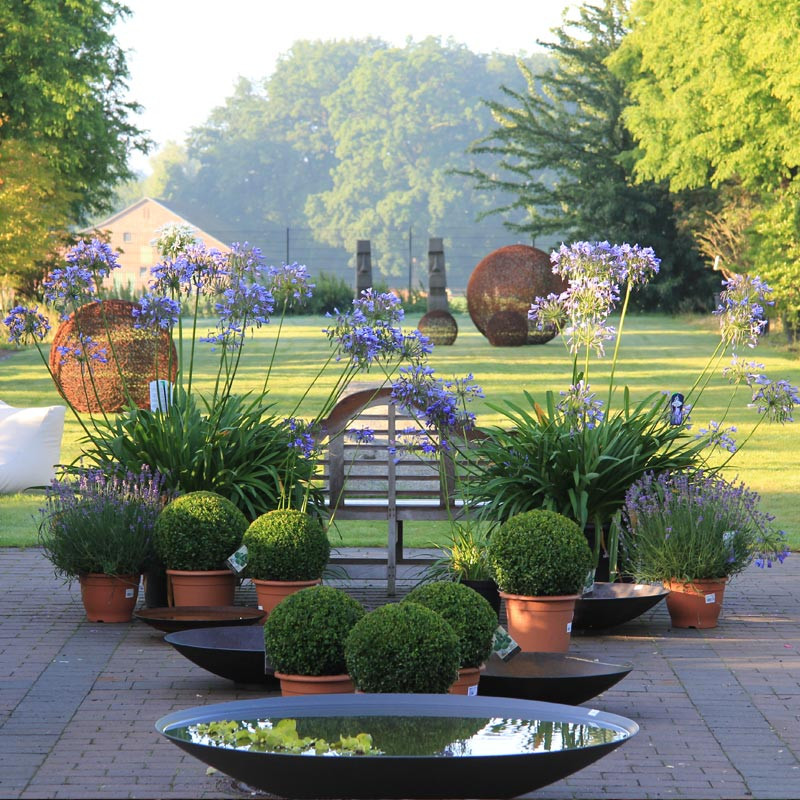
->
(243, 509, 330, 581)
(154, 491, 248, 571)
(404, 581, 496, 669)
(264, 585, 365, 676)
(344, 602, 460, 693)
(488, 509, 593, 596)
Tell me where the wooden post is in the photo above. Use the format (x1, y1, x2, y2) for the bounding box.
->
(427, 237, 449, 312)
(356, 239, 372, 298)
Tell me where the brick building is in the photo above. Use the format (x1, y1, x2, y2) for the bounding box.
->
(87, 197, 229, 293)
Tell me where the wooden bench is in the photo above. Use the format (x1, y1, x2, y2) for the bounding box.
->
(317, 386, 468, 595)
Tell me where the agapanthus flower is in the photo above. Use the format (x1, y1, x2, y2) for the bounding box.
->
(152, 223, 198, 259)
(64, 238, 121, 279)
(348, 426, 376, 444)
(557, 380, 605, 430)
(723, 355, 765, 386)
(42, 264, 98, 313)
(180, 244, 229, 293)
(696, 420, 738, 453)
(286, 418, 316, 459)
(267, 262, 314, 306)
(749, 377, 799, 423)
(3, 306, 51, 345)
(713, 274, 773, 349)
(132, 294, 181, 330)
(55, 332, 108, 366)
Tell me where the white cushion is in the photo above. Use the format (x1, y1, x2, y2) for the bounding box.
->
(0, 403, 66, 493)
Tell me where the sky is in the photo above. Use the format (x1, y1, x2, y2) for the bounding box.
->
(114, 0, 577, 174)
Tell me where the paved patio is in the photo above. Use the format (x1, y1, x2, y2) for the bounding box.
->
(0, 546, 799, 799)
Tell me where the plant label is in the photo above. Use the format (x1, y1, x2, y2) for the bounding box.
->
(467, 685, 478, 696)
(566, 622, 572, 633)
(226, 545, 249, 575)
(149, 380, 173, 412)
(125, 588, 134, 598)
(492, 626, 521, 661)
(705, 593, 716, 604)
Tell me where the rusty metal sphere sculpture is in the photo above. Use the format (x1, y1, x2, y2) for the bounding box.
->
(466, 245, 566, 347)
(49, 299, 178, 413)
(418, 309, 458, 346)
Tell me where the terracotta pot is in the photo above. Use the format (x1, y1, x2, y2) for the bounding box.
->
(79, 573, 140, 623)
(664, 578, 726, 629)
(498, 592, 579, 653)
(274, 672, 355, 696)
(449, 665, 484, 696)
(252, 578, 322, 618)
(167, 569, 236, 607)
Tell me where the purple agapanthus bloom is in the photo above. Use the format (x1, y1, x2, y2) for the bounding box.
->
(267, 262, 315, 305)
(557, 380, 605, 430)
(286, 418, 316, 459)
(3, 306, 51, 345)
(713, 274, 773, 349)
(64, 238, 121, 279)
(42, 264, 98, 313)
(55, 332, 108, 366)
(749, 377, 799, 423)
(132, 294, 181, 330)
(696, 420, 738, 453)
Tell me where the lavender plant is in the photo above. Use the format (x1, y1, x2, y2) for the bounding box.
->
(469, 242, 798, 572)
(622, 469, 789, 583)
(38, 466, 166, 580)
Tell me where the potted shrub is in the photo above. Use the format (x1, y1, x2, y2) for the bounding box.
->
(622, 469, 789, 628)
(242, 508, 331, 615)
(487, 509, 593, 652)
(154, 491, 249, 607)
(404, 581, 497, 695)
(344, 602, 461, 693)
(38, 467, 165, 622)
(263, 585, 365, 695)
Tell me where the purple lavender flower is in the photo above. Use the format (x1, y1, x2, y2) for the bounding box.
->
(3, 306, 51, 345)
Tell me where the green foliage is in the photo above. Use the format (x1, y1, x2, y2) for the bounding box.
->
(424, 522, 493, 581)
(0, 0, 149, 228)
(301, 272, 354, 316)
(263, 585, 365, 676)
(469, 389, 709, 535)
(344, 602, 460, 693)
(487, 509, 593, 596)
(154, 491, 248, 571)
(79, 391, 318, 521)
(612, 0, 800, 317)
(623, 470, 789, 583)
(37, 467, 162, 579)
(404, 581, 496, 668)
(465, 0, 713, 312)
(243, 508, 331, 581)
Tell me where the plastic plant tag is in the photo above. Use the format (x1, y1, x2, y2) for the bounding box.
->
(467, 684, 478, 696)
(582, 567, 596, 594)
(492, 626, 521, 661)
(226, 545, 248, 575)
(566, 621, 572, 633)
(125, 588, 135, 599)
(149, 380, 173, 412)
(705, 593, 716, 604)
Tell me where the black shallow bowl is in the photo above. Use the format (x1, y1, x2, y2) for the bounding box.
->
(164, 625, 278, 688)
(572, 582, 669, 631)
(478, 652, 632, 705)
(134, 606, 266, 634)
(156, 693, 638, 799)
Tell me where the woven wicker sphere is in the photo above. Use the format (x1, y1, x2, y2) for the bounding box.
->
(466, 244, 566, 347)
(49, 299, 178, 413)
(418, 309, 458, 346)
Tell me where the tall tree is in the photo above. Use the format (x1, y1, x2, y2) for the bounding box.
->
(613, 0, 800, 326)
(465, 0, 714, 311)
(0, 0, 149, 295)
(304, 37, 525, 278)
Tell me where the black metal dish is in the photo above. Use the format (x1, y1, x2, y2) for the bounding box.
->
(156, 693, 638, 799)
(134, 606, 266, 634)
(572, 582, 669, 631)
(478, 652, 632, 704)
(164, 625, 278, 688)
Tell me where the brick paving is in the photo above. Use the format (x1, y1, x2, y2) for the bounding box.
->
(0, 546, 799, 799)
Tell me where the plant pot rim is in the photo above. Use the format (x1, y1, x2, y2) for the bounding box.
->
(80, 572, 140, 581)
(251, 577, 322, 586)
(499, 591, 580, 601)
(166, 568, 235, 576)
(274, 671, 351, 682)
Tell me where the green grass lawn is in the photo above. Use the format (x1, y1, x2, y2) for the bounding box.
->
(2, 311, 798, 549)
